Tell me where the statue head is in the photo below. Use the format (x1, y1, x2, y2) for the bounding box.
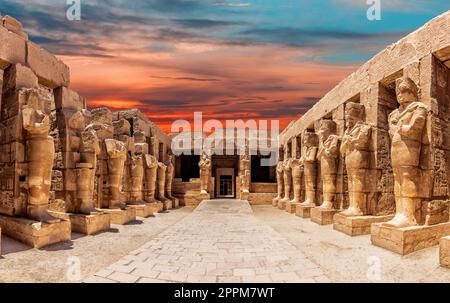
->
(302, 131, 318, 148)
(396, 77, 419, 105)
(345, 102, 365, 129)
(317, 120, 336, 142)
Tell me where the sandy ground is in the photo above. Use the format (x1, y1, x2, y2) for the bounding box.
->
(0, 207, 193, 283)
(252, 205, 450, 283)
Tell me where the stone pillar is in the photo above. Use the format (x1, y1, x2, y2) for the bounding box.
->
(129, 154, 145, 204)
(289, 158, 303, 204)
(340, 102, 372, 216)
(280, 158, 293, 204)
(105, 139, 127, 209)
(144, 154, 159, 203)
(317, 120, 340, 209)
(300, 131, 319, 207)
(239, 149, 251, 200)
(76, 127, 101, 214)
(383, 77, 429, 228)
(22, 89, 60, 223)
(199, 152, 212, 195)
(272, 160, 285, 206)
(157, 162, 168, 202)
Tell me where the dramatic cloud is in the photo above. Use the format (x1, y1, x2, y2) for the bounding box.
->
(1, 0, 447, 132)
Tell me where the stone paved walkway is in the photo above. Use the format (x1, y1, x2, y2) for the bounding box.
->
(86, 200, 329, 283)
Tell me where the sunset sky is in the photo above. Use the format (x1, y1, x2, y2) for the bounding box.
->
(1, 0, 449, 132)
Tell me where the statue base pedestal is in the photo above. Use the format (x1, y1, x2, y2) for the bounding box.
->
(333, 213, 393, 236)
(272, 199, 279, 207)
(285, 202, 301, 214)
(240, 192, 249, 201)
(0, 214, 71, 249)
(161, 199, 172, 211)
(277, 200, 287, 210)
(440, 236, 450, 268)
(102, 207, 136, 225)
(310, 208, 340, 225)
(295, 204, 315, 218)
(169, 197, 179, 209)
(0, 227, 2, 255)
(371, 221, 450, 255)
(128, 203, 155, 218)
(51, 212, 111, 235)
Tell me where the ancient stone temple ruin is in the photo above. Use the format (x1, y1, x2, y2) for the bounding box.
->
(1, 10, 450, 271)
(277, 11, 450, 260)
(0, 16, 174, 249)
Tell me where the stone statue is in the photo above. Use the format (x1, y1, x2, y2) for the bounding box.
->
(144, 154, 159, 203)
(157, 161, 168, 202)
(239, 148, 251, 194)
(383, 77, 428, 228)
(289, 158, 303, 204)
(165, 154, 177, 202)
(340, 102, 372, 217)
(22, 89, 60, 223)
(105, 139, 127, 209)
(316, 120, 340, 209)
(300, 131, 319, 207)
(129, 154, 145, 204)
(273, 160, 285, 205)
(280, 158, 293, 203)
(76, 127, 101, 214)
(199, 151, 212, 194)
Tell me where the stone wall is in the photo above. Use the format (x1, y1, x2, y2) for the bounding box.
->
(279, 11, 450, 223)
(0, 16, 172, 217)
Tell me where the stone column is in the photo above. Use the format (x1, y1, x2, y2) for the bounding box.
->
(199, 152, 211, 195)
(157, 162, 168, 202)
(280, 158, 293, 203)
(317, 120, 340, 209)
(76, 127, 101, 214)
(165, 155, 176, 200)
(383, 77, 428, 228)
(129, 154, 145, 204)
(289, 158, 303, 203)
(144, 154, 158, 203)
(105, 139, 127, 209)
(340, 102, 372, 217)
(272, 161, 285, 206)
(300, 132, 319, 207)
(22, 89, 60, 223)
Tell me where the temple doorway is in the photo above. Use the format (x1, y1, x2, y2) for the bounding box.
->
(212, 155, 239, 199)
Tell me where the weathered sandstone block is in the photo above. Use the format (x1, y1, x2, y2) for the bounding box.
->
(102, 207, 136, 225)
(26, 41, 70, 88)
(371, 222, 450, 255)
(52, 212, 111, 235)
(440, 236, 450, 268)
(0, 26, 26, 69)
(0, 214, 71, 248)
(311, 208, 341, 225)
(333, 213, 393, 236)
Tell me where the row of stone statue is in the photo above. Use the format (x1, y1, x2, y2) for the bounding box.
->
(198, 146, 251, 199)
(20, 88, 177, 225)
(274, 77, 429, 228)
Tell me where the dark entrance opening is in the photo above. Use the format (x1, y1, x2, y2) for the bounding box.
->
(251, 155, 276, 183)
(179, 155, 200, 182)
